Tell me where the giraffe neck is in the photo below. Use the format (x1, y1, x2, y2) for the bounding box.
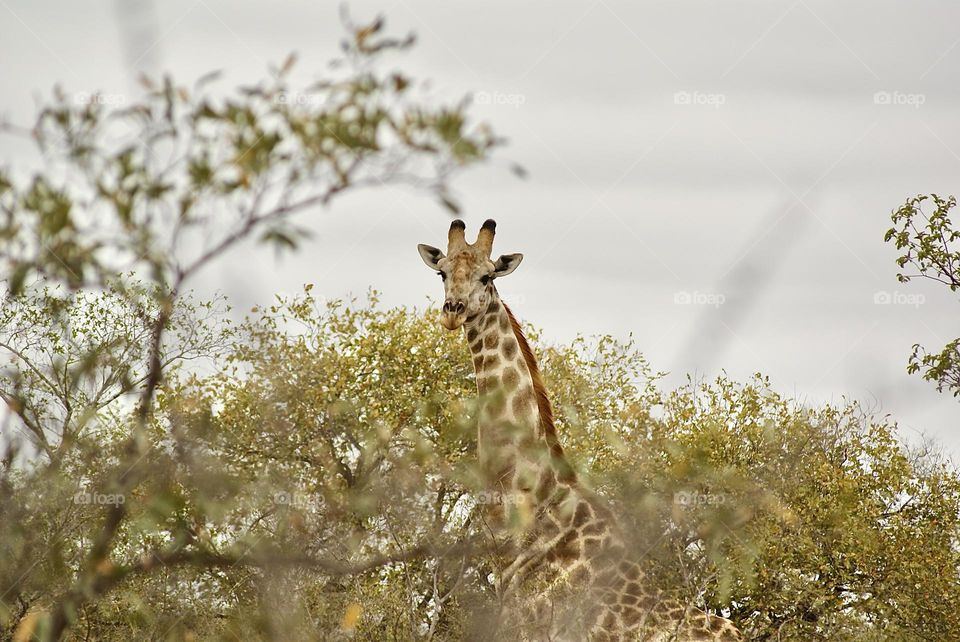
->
(460, 298, 743, 641)
(463, 289, 574, 504)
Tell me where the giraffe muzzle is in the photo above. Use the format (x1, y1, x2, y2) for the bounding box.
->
(440, 299, 467, 330)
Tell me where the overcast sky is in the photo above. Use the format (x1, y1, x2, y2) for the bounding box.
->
(1, 1, 958, 454)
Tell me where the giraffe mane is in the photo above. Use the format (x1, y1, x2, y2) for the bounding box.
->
(502, 302, 576, 483)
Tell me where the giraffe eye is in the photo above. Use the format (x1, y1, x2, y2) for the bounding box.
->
(480, 275, 491, 285)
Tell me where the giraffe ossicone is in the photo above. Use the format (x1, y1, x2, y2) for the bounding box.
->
(417, 220, 742, 641)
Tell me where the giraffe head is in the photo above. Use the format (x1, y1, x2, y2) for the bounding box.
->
(418, 219, 523, 330)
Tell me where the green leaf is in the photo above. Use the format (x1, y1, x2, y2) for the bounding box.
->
(260, 228, 299, 252)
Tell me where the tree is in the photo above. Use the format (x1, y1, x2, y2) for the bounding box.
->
(11, 288, 953, 640)
(0, 14, 497, 641)
(885, 194, 960, 396)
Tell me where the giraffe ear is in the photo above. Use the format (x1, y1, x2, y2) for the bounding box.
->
(417, 244, 445, 269)
(493, 253, 523, 277)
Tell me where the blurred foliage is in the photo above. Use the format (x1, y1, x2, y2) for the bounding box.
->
(0, 14, 501, 641)
(3, 287, 959, 641)
(0, 14, 497, 300)
(886, 194, 960, 396)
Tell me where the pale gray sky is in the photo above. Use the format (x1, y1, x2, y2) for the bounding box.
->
(1, 1, 958, 452)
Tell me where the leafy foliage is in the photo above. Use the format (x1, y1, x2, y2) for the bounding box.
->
(0, 283, 230, 461)
(5, 287, 957, 641)
(0, 15, 496, 300)
(885, 194, 960, 396)
(0, 15, 499, 641)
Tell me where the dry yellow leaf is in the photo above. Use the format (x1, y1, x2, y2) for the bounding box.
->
(12, 610, 40, 642)
(341, 602, 362, 631)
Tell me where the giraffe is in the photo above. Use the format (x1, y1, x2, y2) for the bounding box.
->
(417, 219, 743, 642)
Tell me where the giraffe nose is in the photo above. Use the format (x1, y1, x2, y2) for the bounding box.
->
(443, 299, 466, 315)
